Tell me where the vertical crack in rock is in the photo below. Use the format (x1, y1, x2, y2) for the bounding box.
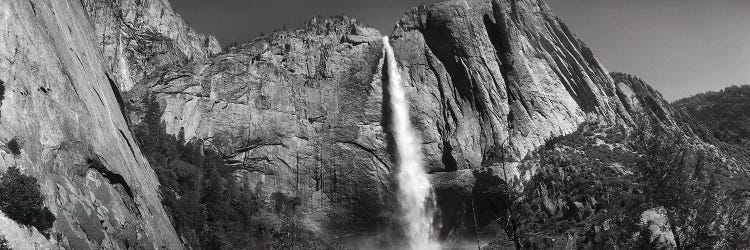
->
(0, 79, 5, 110)
(106, 73, 131, 123)
(92, 87, 104, 105)
(540, 15, 601, 113)
(484, 6, 525, 130)
(88, 157, 135, 199)
(419, 16, 475, 104)
(119, 129, 136, 158)
(425, 44, 460, 173)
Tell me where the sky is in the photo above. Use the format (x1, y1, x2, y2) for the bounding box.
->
(172, 0, 750, 101)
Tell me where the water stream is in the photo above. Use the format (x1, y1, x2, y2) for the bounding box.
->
(383, 36, 441, 250)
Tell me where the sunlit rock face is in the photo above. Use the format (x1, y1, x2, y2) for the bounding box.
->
(128, 16, 392, 235)
(391, 0, 632, 173)
(388, 0, 638, 238)
(82, 0, 221, 91)
(0, 0, 181, 249)
(128, 0, 640, 240)
(612, 72, 678, 127)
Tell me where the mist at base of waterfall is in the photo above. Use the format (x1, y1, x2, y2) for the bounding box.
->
(383, 36, 442, 250)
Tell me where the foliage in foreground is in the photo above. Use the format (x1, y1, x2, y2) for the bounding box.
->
(131, 94, 327, 249)
(673, 84, 750, 167)
(632, 125, 750, 249)
(0, 167, 55, 236)
(0, 235, 10, 250)
(502, 121, 750, 249)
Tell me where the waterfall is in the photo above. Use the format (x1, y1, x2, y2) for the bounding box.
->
(382, 36, 441, 250)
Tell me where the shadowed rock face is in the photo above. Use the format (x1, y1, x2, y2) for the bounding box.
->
(82, 0, 221, 91)
(0, 0, 180, 249)
(127, 0, 642, 239)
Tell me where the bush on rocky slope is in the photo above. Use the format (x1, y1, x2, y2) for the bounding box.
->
(502, 120, 750, 249)
(0, 235, 9, 250)
(673, 85, 750, 169)
(634, 123, 750, 249)
(674, 85, 750, 142)
(507, 122, 644, 248)
(0, 167, 55, 236)
(131, 93, 328, 249)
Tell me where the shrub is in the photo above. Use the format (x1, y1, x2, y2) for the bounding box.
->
(0, 167, 55, 234)
(0, 235, 9, 250)
(6, 139, 20, 156)
(0, 79, 5, 107)
(131, 93, 326, 249)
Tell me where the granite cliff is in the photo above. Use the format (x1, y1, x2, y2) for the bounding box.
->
(125, 0, 643, 242)
(3, 0, 747, 248)
(128, 17, 391, 235)
(82, 0, 221, 91)
(0, 0, 181, 249)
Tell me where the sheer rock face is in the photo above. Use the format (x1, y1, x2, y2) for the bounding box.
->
(129, 16, 392, 233)
(391, 0, 632, 172)
(0, 1, 180, 249)
(82, 0, 221, 91)
(131, 0, 637, 237)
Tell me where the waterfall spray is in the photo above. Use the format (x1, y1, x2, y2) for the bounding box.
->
(383, 36, 440, 250)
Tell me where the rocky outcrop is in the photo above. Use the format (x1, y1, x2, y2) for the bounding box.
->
(82, 0, 221, 91)
(390, 0, 632, 172)
(0, 0, 180, 249)
(639, 207, 677, 249)
(612, 72, 677, 126)
(127, 0, 640, 239)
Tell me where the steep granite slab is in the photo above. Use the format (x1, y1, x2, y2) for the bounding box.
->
(0, 0, 181, 249)
(391, 0, 632, 172)
(83, 0, 221, 91)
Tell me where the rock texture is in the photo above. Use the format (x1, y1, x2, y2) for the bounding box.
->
(128, 0, 641, 238)
(129, 16, 391, 234)
(391, 0, 632, 172)
(3, 0, 746, 247)
(0, 0, 180, 249)
(612, 73, 678, 127)
(82, 0, 221, 91)
(674, 85, 750, 143)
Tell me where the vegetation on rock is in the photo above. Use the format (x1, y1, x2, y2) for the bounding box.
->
(0, 167, 55, 236)
(6, 139, 20, 156)
(500, 118, 750, 249)
(674, 85, 750, 168)
(674, 85, 750, 142)
(131, 93, 328, 249)
(0, 235, 9, 250)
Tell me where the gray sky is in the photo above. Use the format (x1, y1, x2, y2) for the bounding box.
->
(172, 0, 750, 101)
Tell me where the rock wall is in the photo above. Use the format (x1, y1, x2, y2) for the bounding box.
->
(613, 72, 676, 126)
(391, 0, 632, 172)
(0, 0, 181, 249)
(128, 0, 638, 238)
(82, 0, 221, 91)
(128, 16, 391, 234)
(1, 0, 735, 247)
